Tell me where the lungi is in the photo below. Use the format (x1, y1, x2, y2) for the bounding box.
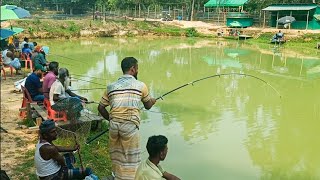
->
(109, 119, 141, 180)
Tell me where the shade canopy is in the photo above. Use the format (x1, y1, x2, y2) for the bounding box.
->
(262, 4, 317, 11)
(1, 5, 31, 21)
(204, 0, 248, 7)
(0, 28, 15, 40)
(9, 27, 24, 34)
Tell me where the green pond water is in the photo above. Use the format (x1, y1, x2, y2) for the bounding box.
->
(39, 38, 320, 180)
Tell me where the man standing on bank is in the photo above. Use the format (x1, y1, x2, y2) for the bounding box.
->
(98, 57, 157, 180)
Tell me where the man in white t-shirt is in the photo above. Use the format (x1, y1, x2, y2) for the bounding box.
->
(49, 68, 87, 122)
(35, 120, 92, 179)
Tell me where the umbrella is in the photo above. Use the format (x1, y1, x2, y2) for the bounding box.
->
(229, 21, 242, 27)
(0, 28, 15, 40)
(7, 27, 24, 35)
(1, 5, 31, 21)
(277, 16, 296, 24)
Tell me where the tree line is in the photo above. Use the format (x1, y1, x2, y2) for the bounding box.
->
(1, 0, 319, 17)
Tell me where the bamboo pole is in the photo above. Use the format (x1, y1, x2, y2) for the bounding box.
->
(290, 11, 292, 29)
(276, 11, 279, 29)
(139, 3, 141, 18)
(155, 5, 157, 19)
(306, 10, 310, 30)
(263, 11, 266, 28)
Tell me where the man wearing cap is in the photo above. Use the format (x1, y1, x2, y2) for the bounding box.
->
(35, 120, 92, 179)
(25, 64, 45, 102)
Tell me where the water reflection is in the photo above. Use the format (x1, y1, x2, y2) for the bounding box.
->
(39, 38, 320, 179)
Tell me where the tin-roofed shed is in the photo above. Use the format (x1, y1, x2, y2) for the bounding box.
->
(204, 0, 253, 27)
(262, 4, 320, 30)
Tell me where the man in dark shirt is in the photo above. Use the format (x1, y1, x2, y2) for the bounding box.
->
(25, 64, 45, 102)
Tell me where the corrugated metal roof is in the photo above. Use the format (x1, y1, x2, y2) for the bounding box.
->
(262, 5, 317, 11)
(204, 0, 248, 7)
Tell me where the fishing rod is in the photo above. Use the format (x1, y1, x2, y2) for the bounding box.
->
(50, 54, 90, 65)
(85, 73, 281, 144)
(156, 73, 281, 100)
(56, 126, 84, 170)
(86, 129, 109, 144)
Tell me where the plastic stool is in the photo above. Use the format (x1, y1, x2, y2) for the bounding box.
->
(43, 99, 67, 122)
(21, 53, 33, 71)
(1, 66, 14, 80)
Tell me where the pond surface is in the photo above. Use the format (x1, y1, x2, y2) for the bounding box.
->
(39, 38, 320, 180)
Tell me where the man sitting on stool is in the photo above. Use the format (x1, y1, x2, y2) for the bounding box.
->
(25, 64, 45, 102)
(35, 120, 92, 179)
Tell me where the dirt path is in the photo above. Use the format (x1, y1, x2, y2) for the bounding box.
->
(1, 75, 38, 179)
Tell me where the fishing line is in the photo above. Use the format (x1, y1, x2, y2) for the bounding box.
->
(71, 77, 107, 86)
(55, 61, 77, 67)
(71, 74, 109, 81)
(50, 54, 90, 65)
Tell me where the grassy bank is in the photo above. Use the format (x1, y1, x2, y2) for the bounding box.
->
(248, 32, 320, 55)
(11, 19, 201, 39)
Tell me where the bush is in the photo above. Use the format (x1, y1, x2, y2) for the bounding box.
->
(186, 27, 198, 37)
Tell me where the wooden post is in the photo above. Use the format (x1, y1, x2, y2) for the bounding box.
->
(263, 11, 266, 28)
(173, 8, 175, 20)
(290, 11, 292, 29)
(276, 11, 279, 29)
(182, 7, 184, 20)
(103, 5, 106, 21)
(100, 6, 102, 21)
(306, 10, 310, 30)
(147, 6, 150, 18)
(93, 5, 95, 20)
(135, 5, 137, 18)
(155, 5, 157, 19)
(26, 102, 32, 121)
(191, 0, 195, 21)
(139, 3, 141, 18)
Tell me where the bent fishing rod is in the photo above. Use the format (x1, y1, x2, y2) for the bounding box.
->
(85, 73, 281, 144)
(156, 73, 281, 100)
